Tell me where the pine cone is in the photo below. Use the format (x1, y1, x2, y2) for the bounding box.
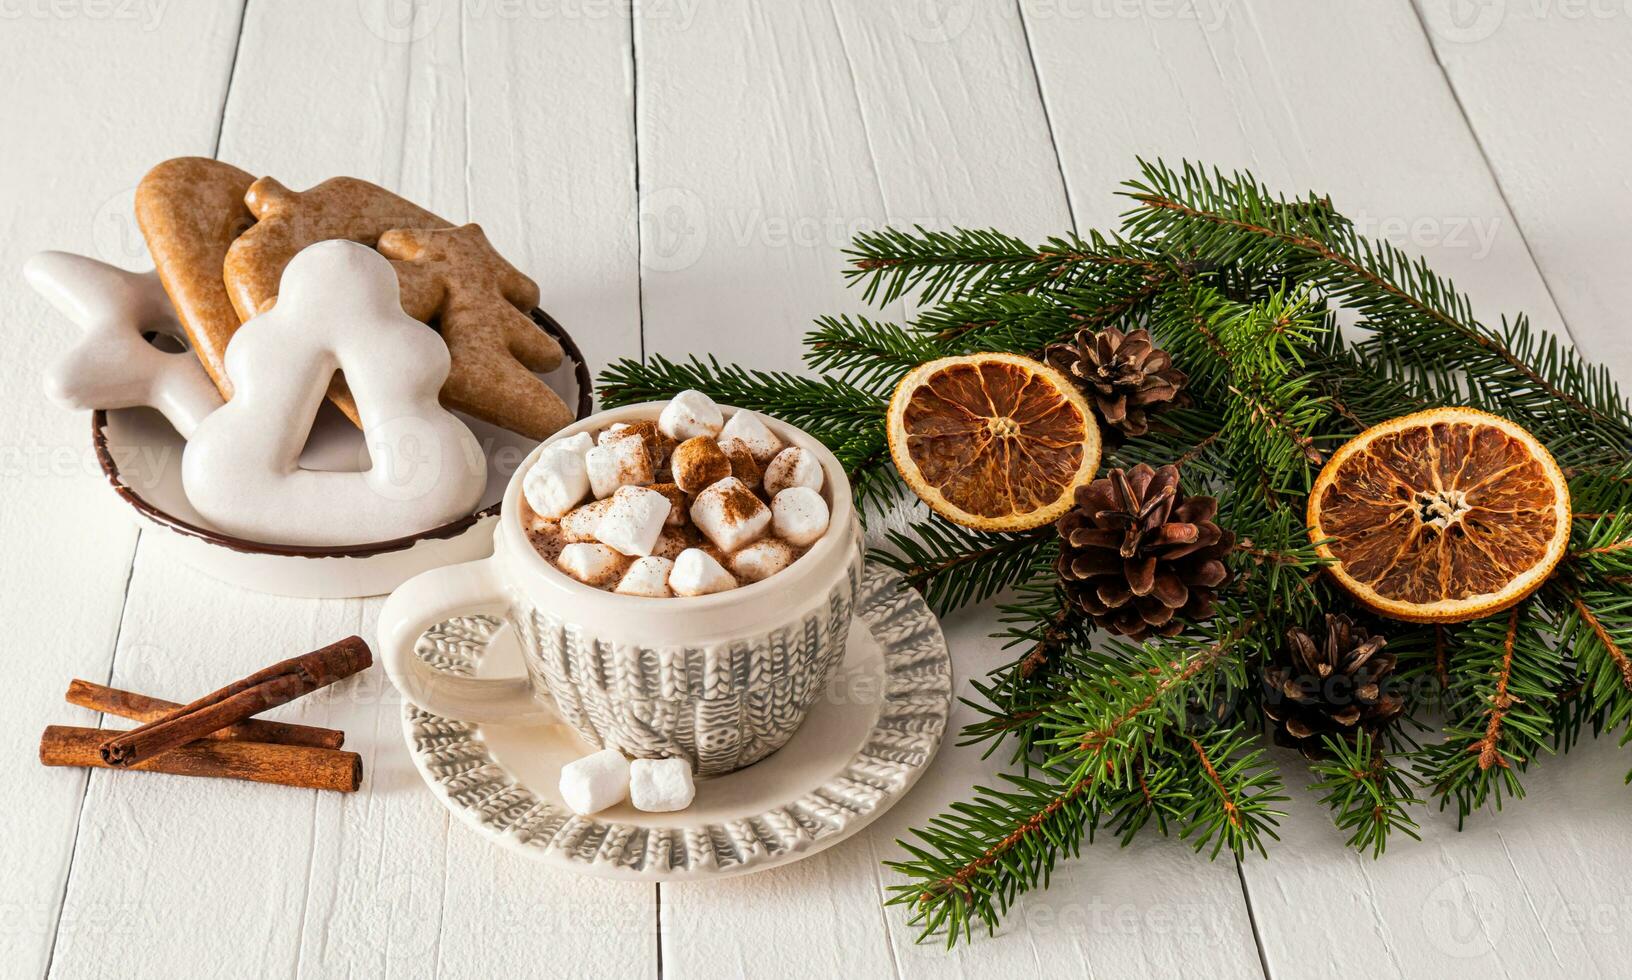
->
(1047, 327, 1186, 438)
(1055, 463, 1233, 639)
(1263, 614, 1404, 759)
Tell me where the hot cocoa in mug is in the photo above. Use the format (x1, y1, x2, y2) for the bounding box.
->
(379, 394, 863, 777)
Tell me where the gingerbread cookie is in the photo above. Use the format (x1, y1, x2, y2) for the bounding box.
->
(134, 157, 256, 400)
(379, 224, 571, 440)
(183, 241, 485, 546)
(225, 177, 571, 441)
(223, 175, 451, 321)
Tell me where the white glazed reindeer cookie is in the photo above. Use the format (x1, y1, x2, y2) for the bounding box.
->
(29, 251, 224, 438)
(181, 240, 485, 546)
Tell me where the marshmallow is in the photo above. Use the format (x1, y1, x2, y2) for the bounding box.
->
(601, 420, 673, 468)
(651, 527, 697, 561)
(629, 757, 695, 812)
(522, 446, 590, 519)
(560, 497, 611, 542)
(771, 486, 830, 547)
(725, 447, 762, 489)
(669, 548, 737, 596)
(616, 556, 675, 597)
(557, 543, 629, 586)
(658, 389, 724, 441)
(552, 431, 595, 458)
(718, 410, 783, 463)
(647, 483, 688, 525)
(559, 748, 630, 815)
(762, 447, 823, 498)
(689, 477, 772, 552)
(729, 538, 796, 583)
(586, 436, 654, 499)
(595, 485, 671, 556)
(671, 436, 732, 494)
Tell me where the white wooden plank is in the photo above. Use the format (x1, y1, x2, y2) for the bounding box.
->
(633, 1, 888, 376)
(47, 3, 649, 978)
(1414, 1, 1632, 375)
(0, 4, 242, 977)
(639, 3, 1261, 975)
(1022, 1, 1631, 975)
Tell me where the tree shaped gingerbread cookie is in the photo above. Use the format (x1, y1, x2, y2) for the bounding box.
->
(224, 176, 572, 441)
(182, 241, 485, 547)
(380, 223, 573, 441)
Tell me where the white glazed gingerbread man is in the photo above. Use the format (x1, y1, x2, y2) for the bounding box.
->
(181, 240, 486, 546)
(29, 251, 223, 438)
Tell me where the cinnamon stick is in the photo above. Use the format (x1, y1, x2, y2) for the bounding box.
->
(42, 726, 362, 792)
(98, 635, 371, 768)
(66, 679, 345, 749)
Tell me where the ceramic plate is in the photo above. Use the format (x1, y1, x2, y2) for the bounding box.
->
(401, 566, 951, 880)
(93, 309, 592, 598)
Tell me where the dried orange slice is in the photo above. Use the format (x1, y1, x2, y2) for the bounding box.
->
(887, 353, 1100, 531)
(1308, 407, 1570, 623)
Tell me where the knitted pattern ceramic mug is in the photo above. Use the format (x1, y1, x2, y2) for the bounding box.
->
(379, 403, 863, 776)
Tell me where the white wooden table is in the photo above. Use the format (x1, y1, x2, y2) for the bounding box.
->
(5, 2, 1631, 977)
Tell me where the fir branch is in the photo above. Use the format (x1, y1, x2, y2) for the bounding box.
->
(869, 523, 1057, 616)
(804, 315, 942, 394)
(1419, 601, 1567, 820)
(1121, 159, 1632, 468)
(1555, 585, 1632, 766)
(1309, 731, 1424, 858)
(1178, 727, 1286, 860)
(1471, 609, 1523, 774)
(844, 226, 1163, 307)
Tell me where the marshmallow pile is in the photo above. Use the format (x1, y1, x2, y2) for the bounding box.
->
(520, 391, 832, 597)
(559, 748, 696, 815)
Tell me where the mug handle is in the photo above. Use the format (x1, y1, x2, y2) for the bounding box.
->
(378, 556, 559, 725)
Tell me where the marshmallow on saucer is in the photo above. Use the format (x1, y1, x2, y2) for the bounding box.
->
(595, 486, 671, 557)
(670, 548, 737, 596)
(717, 410, 783, 463)
(658, 389, 724, 441)
(557, 543, 628, 586)
(616, 556, 675, 597)
(523, 446, 590, 519)
(559, 748, 630, 815)
(629, 757, 695, 812)
(730, 538, 796, 583)
(762, 447, 823, 498)
(771, 487, 829, 547)
(690, 478, 771, 552)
